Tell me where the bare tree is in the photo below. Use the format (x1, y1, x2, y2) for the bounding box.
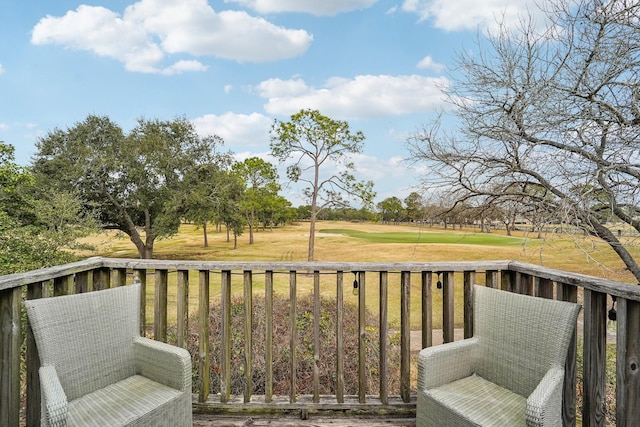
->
(407, 0, 640, 281)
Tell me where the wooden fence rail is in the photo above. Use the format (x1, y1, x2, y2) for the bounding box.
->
(1, 258, 640, 426)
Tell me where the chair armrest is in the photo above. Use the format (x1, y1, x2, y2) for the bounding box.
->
(526, 366, 564, 427)
(39, 365, 68, 427)
(418, 337, 480, 391)
(133, 337, 192, 392)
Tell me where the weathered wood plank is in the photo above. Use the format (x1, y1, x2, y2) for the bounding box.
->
(244, 271, 253, 404)
(100, 258, 511, 276)
(421, 272, 432, 349)
(93, 267, 110, 291)
(134, 269, 147, 336)
(177, 270, 189, 349)
(400, 271, 410, 403)
(358, 271, 367, 404)
(616, 298, 640, 427)
(442, 272, 454, 344)
(583, 289, 607, 427)
(289, 271, 298, 403)
(0, 287, 21, 427)
(379, 271, 388, 406)
(485, 270, 498, 289)
(558, 283, 578, 427)
(112, 268, 127, 287)
(336, 271, 344, 404)
(26, 283, 45, 427)
(199, 270, 211, 403)
(265, 271, 274, 404)
(221, 270, 231, 403)
(0, 257, 104, 291)
(535, 277, 554, 299)
(313, 271, 321, 404)
(75, 270, 90, 294)
(463, 271, 475, 339)
(154, 269, 168, 342)
(53, 275, 71, 296)
(500, 270, 513, 292)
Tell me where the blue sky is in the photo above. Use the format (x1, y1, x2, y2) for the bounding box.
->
(0, 0, 547, 205)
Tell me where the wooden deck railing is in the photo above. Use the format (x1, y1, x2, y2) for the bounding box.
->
(1, 257, 639, 426)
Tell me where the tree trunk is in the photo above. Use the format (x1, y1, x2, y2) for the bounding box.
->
(249, 208, 255, 244)
(203, 222, 209, 248)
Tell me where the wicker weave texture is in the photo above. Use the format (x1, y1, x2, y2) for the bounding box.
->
(417, 285, 581, 427)
(25, 284, 192, 427)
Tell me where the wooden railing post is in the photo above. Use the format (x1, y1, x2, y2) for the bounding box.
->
(463, 271, 475, 339)
(176, 270, 189, 349)
(112, 268, 127, 287)
(379, 271, 389, 405)
(75, 270, 90, 294)
(422, 271, 432, 349)
(134, 270, 146, 336)
(243, 271, 253, 403)
(26, 283, 45, 427)
(485, 270, 499, 288)
(0, 287, 21, 427)
(336, 271, 345, 404)
(583, 289, 607, 426)
(400, 271, 411, 403)
(198, 269, 210, 403)
(558, 282, 578, 427)
(265, 271, 274, 403)
(312, 271, 321, 404)
(221, 270, 231, 403)
(442, 271, 454, 343)
(616, 298, 640, 426)
(289, 271, 298, 403)
(93, 267, 110, 290)
(357, 271, 366, 403)
(53, 275, 71, 296)
(154, 269, 168, 342)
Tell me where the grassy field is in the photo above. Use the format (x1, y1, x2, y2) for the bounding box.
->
(81, 220, 638, 330)
(87, 220, 637, 281)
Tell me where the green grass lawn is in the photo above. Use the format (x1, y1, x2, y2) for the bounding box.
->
(320, 228, 525, 246)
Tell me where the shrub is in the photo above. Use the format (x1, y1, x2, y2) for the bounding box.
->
(185, 292, 402, 396)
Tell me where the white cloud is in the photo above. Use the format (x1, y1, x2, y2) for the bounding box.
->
(0, 123, 8, 131)
(417, 55, 445, 73)
(257, 74, 450, 119)
(225, 0, 377, 16)
(0, 64, 5, 75)
(161, 60, 208, 75)
(31, 0, 313, 73)
(191, 112, 272, 148)
(402, 0, 547, 32)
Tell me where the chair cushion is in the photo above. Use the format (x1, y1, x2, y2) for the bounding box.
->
(67, 375, 183, 427)
(425, 374, 526, 426)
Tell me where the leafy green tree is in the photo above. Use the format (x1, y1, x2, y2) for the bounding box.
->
(377, 197, 405, 223)
(179, 156, 234, 247)
(404, 192, 425, 224)
(270, 109, 375, 261)
(215, 172, 246, 248)
(33, 115, 225, 259)
(232, 157, 279, 244)
(0, 141, 96, 273)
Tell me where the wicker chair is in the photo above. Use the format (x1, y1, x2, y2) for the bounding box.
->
(25, 283, 192, 427)
(417, 285, 581, 427)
